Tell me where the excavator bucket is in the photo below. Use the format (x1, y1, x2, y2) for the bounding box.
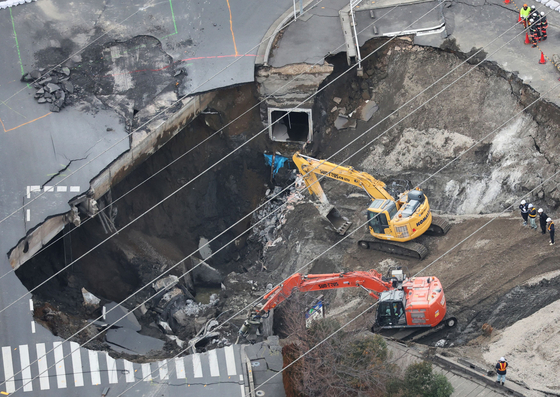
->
(319, 204, 352, 235)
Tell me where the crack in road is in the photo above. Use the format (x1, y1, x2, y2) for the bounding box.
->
(41, 157, 89, 189)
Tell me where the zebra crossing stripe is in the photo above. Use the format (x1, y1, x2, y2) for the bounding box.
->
(36, 344, 50, 390)
(1, 347, 15, 393)
(192, 353, 203, 378)
(159, 360, 169, 380)
(105, 353, 118, 384)
(88, 350, 101, 385)
(18, 345, 32, 392)
(224, 345, 237, 376)
(141, 363, 152, 381)
(70, 342, 84, 387)
(175, 357, 186, 379)
(208, 350, 220, 377)
(53, 342, 67, 389)
(123, 360, 135, 383)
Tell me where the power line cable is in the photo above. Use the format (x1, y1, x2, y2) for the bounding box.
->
(250, 168, 560, 396)
(0, 0, 330, 225)
(0, 0, 445, 317)
(115, 25, 560, 397)
(3, 2, 463, 391)
(0, 4, 400, 283)
(8, 6, 548, 392)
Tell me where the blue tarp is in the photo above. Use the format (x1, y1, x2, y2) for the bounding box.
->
(264, 154, 290, 176)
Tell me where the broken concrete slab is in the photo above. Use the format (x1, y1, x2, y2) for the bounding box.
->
(355, 100, 379, 122)
(46, 83, 60, 93)
(103, 302, 141, 331)
(106, 328, 165, 355)
(37, 97, 46, 104)
(82, 287, 101, 307)
(153, 275, 179, 292)
(333, 96, 342, 104)
(334, 114, 348, 130)
(49, 104, 60, 112)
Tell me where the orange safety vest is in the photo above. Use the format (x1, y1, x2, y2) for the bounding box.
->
(548, 221, 554, 231)
(498, 362, 507, 372)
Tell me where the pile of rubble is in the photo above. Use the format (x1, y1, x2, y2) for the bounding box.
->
(250, 174, 306, 256)
(21, 67, 75, 112)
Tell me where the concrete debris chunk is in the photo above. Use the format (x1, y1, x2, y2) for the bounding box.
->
(355, 100, 379, 122)
(63, 81, 74, 93)
(103, 301, 141, 331)
(106, 328, 164, 355)
(82, 287, 101, 307)
(37, 97, 47, 104)
(38, 77, 52, 85)
(62, 66, 71, 76)
(153, 275, 179, 292)
(46, 83, 60, 93)
(49, 104, 60, 112)
(30, 70, 41, 80)
(333, 97, 342, 104)
(334, 114, 348, 130)
(158, 321, 173, 334)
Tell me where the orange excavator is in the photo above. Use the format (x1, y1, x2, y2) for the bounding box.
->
(239, 268, 456, 337)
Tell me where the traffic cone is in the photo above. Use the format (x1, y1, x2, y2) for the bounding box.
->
(504, 0, 510, 4)
(525, 32, 531, 44)
(539, 51, 546, 64)
(518, 14, 522, 23)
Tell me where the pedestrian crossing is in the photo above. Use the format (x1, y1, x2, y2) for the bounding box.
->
(0, 342, 243, 394)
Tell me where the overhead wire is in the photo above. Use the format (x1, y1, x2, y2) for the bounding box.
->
(0, 0, 330, 225)
(4, 2, 460, 391)
(0, 0, 445, 318)
(114, 16, 559, 397)
(8, 4, 552, 394)
(0, 4, 401, 284)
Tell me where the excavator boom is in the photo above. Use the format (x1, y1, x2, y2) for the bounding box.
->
(261, 270, 391, 312)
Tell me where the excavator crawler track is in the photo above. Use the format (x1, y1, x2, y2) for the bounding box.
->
(426, 216, 451, 235)
(358, 238, 428, 259)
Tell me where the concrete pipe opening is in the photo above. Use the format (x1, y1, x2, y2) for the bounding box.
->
(268, 108, 312, 143)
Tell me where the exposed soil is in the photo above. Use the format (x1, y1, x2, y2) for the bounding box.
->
(14, 37, 560, 394)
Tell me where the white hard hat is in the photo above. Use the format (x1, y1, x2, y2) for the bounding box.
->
(541, 11, 545, 15)
(531, 5, 535, 8)
(500, 357, 505, 362)
(547, 218, 552, 222)
(521, 200, 526, 205)
(529, 19, 534, 22)
(529, 203, 533, 208)
(538, 208, 543, 213)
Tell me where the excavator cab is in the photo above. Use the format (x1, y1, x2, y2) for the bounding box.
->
(376, 290, 407, 327)
(367, 199, 397, 234)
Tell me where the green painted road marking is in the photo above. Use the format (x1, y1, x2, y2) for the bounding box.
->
(159, 0, 178, 40)
(10, 8, 28, 88)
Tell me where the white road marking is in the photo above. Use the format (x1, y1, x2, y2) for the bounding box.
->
(26, 186, 30, 199)
(208, 349, 220, 377)
(44, 186, 54, 192)
(53, 342, 67, 388)
(224, 345, 237, 376)
(192, 353, 203, 378)
(26, 209, 30, 222)
(19, 345, 33, 392)
(1, 347, 15, 393)
(29, 299, 33, 311)
(36, 343, 50, 390)
(70, 342, 84, 387)
(158, 360, 168, 380)
(88, 350, 101, 385)
(123, 360, 135, 383)
(57, 186, 67, 192)
(240, 374, 243, 382)
(106, 353, 118, 384)
(141, 363, 152, 381)
(174, 357, 185, 379)
(31, 321, 36, 333)
(30, 186, 40, 193)
(70, 186, 80, 192)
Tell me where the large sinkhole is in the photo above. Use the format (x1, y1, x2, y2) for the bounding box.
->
(14, 38, 560, 359)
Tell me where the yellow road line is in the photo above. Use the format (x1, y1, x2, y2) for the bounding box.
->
(0, 112, 52, 133)
(226, 0, 239, 56)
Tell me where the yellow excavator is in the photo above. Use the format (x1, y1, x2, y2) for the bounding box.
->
(292, 152, 450, 259)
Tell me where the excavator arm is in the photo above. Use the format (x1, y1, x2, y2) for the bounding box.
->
(292, 152, 395, 202)
(259, 270, 393, 313)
